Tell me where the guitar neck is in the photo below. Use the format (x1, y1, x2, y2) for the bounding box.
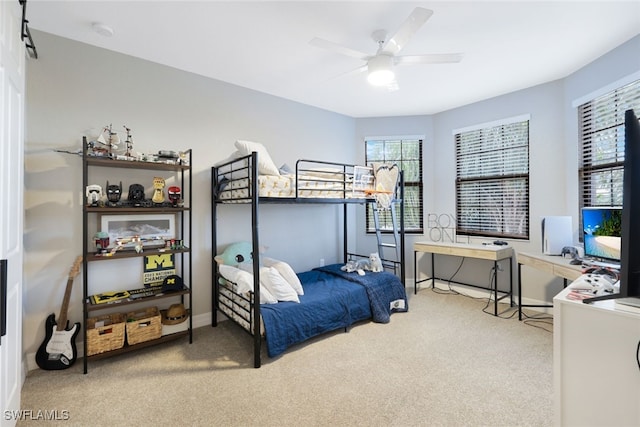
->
(56, 277, 74, 331)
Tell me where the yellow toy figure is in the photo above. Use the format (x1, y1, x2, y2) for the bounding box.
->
(152, 177, 165, 204)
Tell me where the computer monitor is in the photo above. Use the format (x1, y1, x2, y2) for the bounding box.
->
(585, 108, 640, 304)
(581, 207, 621, 263)
(618, 108, 640, 300)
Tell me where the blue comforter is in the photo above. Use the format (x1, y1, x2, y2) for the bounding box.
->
(315, 264, 408, 323)
(260, 264, 407, 358)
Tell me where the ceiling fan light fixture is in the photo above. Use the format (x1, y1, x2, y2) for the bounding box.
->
(367, 55, 395, 86)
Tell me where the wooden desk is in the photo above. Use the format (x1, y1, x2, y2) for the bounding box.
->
(413, 241, 514, 316)
(516, 252, 583, 320)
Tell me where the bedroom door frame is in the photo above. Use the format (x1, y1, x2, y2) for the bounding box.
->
(0, 1, 26, 425)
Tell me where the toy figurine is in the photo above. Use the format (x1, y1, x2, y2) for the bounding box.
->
(94, 231, 110, 254)
(106, 181, 122, 206)
(123, 125, 134, 158)
(86, 184, 102, 206)
(168, 186, 181, 207)
(132, 235, 143, 253)
(128, 183, 145, 206)
(152, 177, 165, 204)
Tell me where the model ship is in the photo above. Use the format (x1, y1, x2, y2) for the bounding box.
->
(87, 124, 121, 158)
(85, 123, 189, 166)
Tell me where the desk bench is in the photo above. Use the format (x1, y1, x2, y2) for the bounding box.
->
(414, 241, 514, 316)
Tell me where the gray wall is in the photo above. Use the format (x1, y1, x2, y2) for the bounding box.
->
(354, 34, 640, 303)
(23, 31, 356, 365)
(23, 30, 640, 367)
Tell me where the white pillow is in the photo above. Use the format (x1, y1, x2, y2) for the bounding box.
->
(234, 140, 280, 176)
(214, 150, 241, 167)
(259, 266, 300, 303)
(239, 263, 299, 302)
(219, 264, 252, 294)
(219, 265, 277, 304)
(263, 257, 304, 295)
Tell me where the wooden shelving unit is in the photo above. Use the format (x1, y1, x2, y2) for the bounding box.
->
(81, 138, 192, 373)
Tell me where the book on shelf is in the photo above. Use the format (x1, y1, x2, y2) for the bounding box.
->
(89, 284, 164, 305)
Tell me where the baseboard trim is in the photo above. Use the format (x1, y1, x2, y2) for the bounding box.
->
(410, 278, 555, 315)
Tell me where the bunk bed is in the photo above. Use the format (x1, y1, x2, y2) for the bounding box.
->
(211, 149, 407, 368)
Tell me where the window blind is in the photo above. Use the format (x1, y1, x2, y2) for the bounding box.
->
(579, 79, 640, 208)
(365, 138, 423, 233)
(455, 120, 529, 239)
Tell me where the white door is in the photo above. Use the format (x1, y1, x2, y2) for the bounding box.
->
(0, 1, 25, 426)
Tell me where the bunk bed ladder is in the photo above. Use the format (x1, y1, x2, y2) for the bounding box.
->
(372, 200, 401, 263)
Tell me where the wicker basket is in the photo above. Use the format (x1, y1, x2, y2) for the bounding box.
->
(86, 313, 126, 356)
(125, 307, 162, 345)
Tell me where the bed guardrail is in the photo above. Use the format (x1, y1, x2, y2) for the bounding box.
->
(212, 153, 255, 203)
(212, 154, 375, 203)
(217, 276, 255, 336)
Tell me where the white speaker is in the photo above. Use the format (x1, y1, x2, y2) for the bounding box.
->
(542, 216, 573, 255)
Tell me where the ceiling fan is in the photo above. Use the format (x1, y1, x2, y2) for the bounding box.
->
(310, 7, 462, 89)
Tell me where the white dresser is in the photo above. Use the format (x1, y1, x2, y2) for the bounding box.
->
(553, 286, 640, 426)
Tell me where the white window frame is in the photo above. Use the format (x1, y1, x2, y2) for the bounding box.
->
(454, 115, 530, 239)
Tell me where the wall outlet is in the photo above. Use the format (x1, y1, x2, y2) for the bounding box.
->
(319, 258, 325, 267)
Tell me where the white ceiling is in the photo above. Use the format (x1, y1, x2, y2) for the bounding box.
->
(27, 1, 640, 118)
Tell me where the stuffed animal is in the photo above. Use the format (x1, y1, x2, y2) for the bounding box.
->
(215, 241, 255, 285)
(342, 260, 363, 276)
(341, 259, 370, 276)
(341, 260, 359, 274)
(214, 241, 254, 267)
(341, 253, 383, 276)
(369, 252, 383, 272)
(214, 241, 273, 282)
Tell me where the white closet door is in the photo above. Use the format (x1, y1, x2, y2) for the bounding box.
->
(0, 1, 25, 426)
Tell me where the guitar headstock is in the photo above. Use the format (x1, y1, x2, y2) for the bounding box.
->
(69, 256, 83, 279)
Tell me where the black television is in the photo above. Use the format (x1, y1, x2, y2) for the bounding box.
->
(585, 108, 640, 305)
(582, 206, 622, 264)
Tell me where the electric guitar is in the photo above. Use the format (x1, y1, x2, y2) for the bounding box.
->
(35, 256, 82, 370)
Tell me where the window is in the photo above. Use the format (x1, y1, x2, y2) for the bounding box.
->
(455, 117, 530, 239)
(578, 79, 640, 208)
(365, 138, 423, 233)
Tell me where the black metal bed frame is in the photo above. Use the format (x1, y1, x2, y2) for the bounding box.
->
(211, 152, 405, 368)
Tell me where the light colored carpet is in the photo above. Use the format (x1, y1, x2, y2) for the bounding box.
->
(17, 285, 553, 427)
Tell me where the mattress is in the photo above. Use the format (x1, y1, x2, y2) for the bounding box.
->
(260, 268, 373, 357)
(217, 268, 370, 341)
(218, 174, 368, 200)
(218, 264, 408, 358)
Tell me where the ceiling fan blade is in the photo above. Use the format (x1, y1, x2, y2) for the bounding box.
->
(382, 7, 433, 55)
(321, 64, 368, 83)
(395, 53, 463, 65)
(333, 64, 367, 80)
(309, 37, 370, 61)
